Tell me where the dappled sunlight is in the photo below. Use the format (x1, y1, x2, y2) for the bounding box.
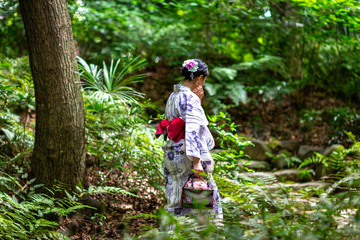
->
(1, 0, 360, 239)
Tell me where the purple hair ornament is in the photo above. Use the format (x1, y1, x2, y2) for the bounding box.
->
(182, 59, 199, 73)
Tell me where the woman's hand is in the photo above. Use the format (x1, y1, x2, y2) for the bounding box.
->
(193, 157, 204, 177)
(193, 86, 204, 101)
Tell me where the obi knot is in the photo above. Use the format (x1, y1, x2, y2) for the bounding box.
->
(155, 117, 185, 143)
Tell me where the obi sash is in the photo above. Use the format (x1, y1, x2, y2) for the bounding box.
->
(155, 117, 185, 143)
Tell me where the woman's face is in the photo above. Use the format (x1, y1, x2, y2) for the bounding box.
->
(197, 75, 207, 86)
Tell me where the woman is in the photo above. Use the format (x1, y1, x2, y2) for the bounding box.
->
(157, 59, 223, 226)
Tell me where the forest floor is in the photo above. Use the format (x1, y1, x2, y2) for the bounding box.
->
(143, 66, 353, 147)
(228, 91, 349, 147)
(66, 164, 164, 239)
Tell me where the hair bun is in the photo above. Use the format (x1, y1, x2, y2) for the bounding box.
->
(181, 59, 209, 81)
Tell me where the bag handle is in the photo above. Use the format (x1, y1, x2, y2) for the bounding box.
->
(187, 172, 211, 188)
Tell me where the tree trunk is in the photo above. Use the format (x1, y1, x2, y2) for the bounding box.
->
(19, 0, 85, 191)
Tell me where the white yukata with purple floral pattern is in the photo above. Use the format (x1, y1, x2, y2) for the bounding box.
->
(162, 84, 223, 225)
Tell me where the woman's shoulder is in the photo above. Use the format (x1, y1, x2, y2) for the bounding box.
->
(179, 89, 200, 105)
(167, 85, 201, 109)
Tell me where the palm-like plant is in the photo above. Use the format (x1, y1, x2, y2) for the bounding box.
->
(77, 56, 146, 106)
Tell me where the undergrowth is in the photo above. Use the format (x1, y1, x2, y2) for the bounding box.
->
(0, 174, 87, 240)
(3, 56, 360, 239)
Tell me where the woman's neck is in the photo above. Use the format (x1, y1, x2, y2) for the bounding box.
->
(182, 80, 196, 90)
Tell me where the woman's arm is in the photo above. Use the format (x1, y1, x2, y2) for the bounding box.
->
(179, 90, 205, 173)
(193, 157, 204, 172)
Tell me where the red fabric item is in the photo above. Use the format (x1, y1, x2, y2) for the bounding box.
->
(155, 117, 185, 143)
(156, 119, 170, 136)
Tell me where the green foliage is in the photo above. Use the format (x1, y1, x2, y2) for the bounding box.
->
(292, 0, 360, 31)
(288, 0, 360, 100)
(2, 1, 360, 238)
(0, 55, 164, 238)
(298, 168, 315, 182)
(205, 67, 247, 113)
(2, 0, 360, 105)
(0, 57, 34, 173)
(208, 112, 250, 150)
(0, 111, 34, 157)
(0, 1, 27, 58)
(299, 109, 322, 131)
(0, 173, 86, 240)
(299, 152, 329, 170)
(327, 142, 360, 172)
(141, 170, 360, 239)
(138, 209, 221, 239)
(84, 88, 164, 190)
(0, 57, 34, 112)
(75, 185, 138, 199)
(327, 170, 360, 193)
(267, 151, 302, 168)
(233, 55, 290, 82)
(77, 56, 146, 106)
(325, 107, 360, 143)
(208, 112, 253, 178)
(299, 141, 360, 175)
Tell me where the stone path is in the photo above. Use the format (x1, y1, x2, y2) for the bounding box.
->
(211, 148, 333, 191)
(211, 144, 355, 232)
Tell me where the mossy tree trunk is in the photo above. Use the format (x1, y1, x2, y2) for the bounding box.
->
(19, 0, 86, 191)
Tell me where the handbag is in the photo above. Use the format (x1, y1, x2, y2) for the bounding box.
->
(181, 174, 214, 209)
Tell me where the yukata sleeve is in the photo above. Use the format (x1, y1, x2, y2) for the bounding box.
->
(178, 92, 205, 161)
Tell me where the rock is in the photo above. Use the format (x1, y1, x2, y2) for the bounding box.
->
(273, 156, 287, 170)
(69, 219, 80, 235)
(282, 182, 332, 191)
(268, 182, 332, 191)
(240, 160, 271, 171)
(314, 164, 327, 180)
(280, 140, 301, 153)
(235, 172, 277, 184)
(272, 152, 294, 170)
(57, 215, 82, 237)
(210, 149, 225, 155)
(56, 226, 72, 237)
(297, 145, 323, 160)
(334, 209, 357, 229)
(81, 196, 105, 215)
(86, 154, 99, 167)
(244, 139, 272, 161)
(323, 144, 345, 157)
(272, 150, 302, 170)
(274, 169, 301, 182)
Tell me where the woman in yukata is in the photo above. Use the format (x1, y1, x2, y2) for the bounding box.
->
(156, 59, 223, 226)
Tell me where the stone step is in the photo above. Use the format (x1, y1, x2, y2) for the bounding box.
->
(273, 169, 301, 182)
(235, 172, 277, 184)
(270, 182, 332, 191)
(244, 139, 272, 161)
(236, 169, 311, 185)
(239, 160, 271, 171)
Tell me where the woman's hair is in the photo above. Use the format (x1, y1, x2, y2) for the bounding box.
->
(181, 59, 209, 81)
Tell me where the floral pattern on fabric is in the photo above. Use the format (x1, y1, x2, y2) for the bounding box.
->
(162, 84, 223, 227)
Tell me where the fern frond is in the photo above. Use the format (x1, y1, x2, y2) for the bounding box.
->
(327, 172, 360, 194)
(80, 185, 139, 198)
(299, 152, 328, 169)
(0, 173, 86, 239)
